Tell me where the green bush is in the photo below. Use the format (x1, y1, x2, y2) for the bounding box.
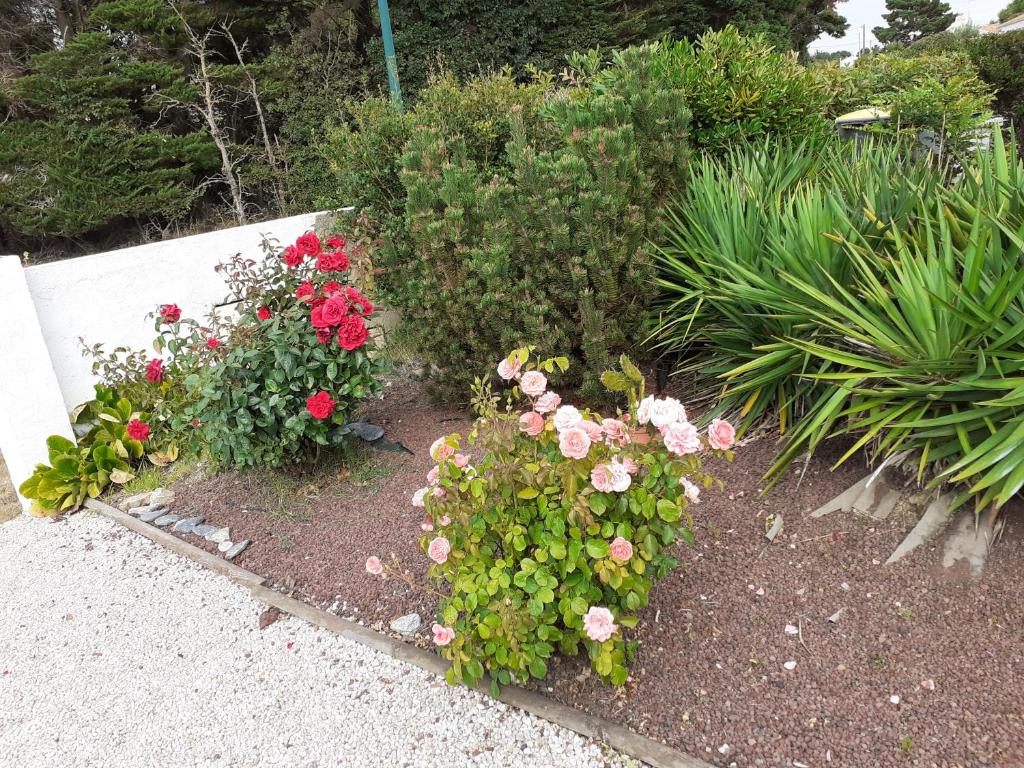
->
(328, 49, 692, 399)
(369, 349, 733, 690)
(822, 50, 993, 154)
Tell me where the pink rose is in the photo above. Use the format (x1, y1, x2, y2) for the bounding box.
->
(590, 463, 615, 493)
(432, 623, 455, 646)
(430, 437, 455, 462)
(662, 421, 701, 456)
(427, 466, 440, 485)
(583, 606, 618, 643)
(519, 370, 547, 397)
(636, 395, 654, 425)
(608, 537, 633, 563)
(534, 391, 561, 414)
(553, 405, 582, 432)
(420, 519, 434, 532)
(649, 397, 686, 429)
(591, 461, 631, 493)
(558, 427, 591, 460)
(497, 356, 522, 381)
(432, 486, 446, 499)
(453, 453, 470, 468)
(412, 487, 428, 508)
(427, 536, 451, 564)
(621, 456, 639, 475)
(683, 478, 701, 504)
(519, 411, 545, 437)
(579, 420, 603, 442)
(601, 418, 630, 445)
(608, 459, 632, 492)
(365, 556, 383, 575)
(439, 515, 451, 526)
(708, 418, 736, 450)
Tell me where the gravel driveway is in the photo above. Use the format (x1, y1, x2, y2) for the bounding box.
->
(0, 513, 632, 768)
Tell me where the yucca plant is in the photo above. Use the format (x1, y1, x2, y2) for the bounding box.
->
(651, 137, 935, 435)
(762, 131, 1024, 514)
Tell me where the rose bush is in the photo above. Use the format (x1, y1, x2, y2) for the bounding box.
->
(368, 348, 735, 692)
(82, 229, 382, 468)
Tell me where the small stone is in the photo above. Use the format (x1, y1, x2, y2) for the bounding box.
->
(765, 514, 784, 542)
(920, 679, 935, 690)
(127, 503, 159, 516)
(389, 612, 421, 636)
(206, 527, 230, 544)
(153, 514, 181, 527)
(218, 541, 233, 553)
(755, 587, 765, 597)
(890, 694, 900, 705)
(783, 660, 797, 670)
(827, 608, 846, 624)
(224, 540, 250, 561)
(172, 516, 205, 534)
(139, 507, 167, 523)
(840, 582, 851, 591)
(150, 488, 175, 507)
(784, 624, 799, 635)
(191, 524, 218, 538)
(718, 744, 730, 755)
(120, 492, 153, 510)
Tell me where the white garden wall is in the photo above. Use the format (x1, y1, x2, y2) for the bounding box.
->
(0, 211, 332, 509)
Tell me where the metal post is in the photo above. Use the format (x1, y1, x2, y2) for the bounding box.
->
(377, 0, 403, 111)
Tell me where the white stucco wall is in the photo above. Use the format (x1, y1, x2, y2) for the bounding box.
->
(0, 211, 332, 507)
(0, 256, 77, 510)
(24, 211, 326, 410)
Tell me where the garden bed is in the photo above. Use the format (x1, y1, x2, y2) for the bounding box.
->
(164, 374, 1023, 768)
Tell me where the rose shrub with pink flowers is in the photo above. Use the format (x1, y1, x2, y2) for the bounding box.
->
(376, 347, 735, 692)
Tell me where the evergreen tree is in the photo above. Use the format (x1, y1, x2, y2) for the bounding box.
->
(873, 0, 956, 46)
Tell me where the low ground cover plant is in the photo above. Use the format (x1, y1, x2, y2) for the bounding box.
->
(19, 386, 152, 514)
(367, 349, 735, 691)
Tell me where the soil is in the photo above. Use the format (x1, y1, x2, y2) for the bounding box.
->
(167, 374, 1024, 768)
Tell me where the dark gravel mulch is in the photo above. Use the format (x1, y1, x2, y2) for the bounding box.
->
(170, 375, 1024, 768)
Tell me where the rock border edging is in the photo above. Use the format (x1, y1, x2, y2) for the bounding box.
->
(84, 497, 712, 768)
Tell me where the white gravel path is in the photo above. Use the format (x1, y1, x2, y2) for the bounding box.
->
(0, 513, 633, 768)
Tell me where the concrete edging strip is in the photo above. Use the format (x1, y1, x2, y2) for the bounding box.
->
(85, 497, 712, 768)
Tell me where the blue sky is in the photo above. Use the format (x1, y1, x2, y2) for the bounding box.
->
(809, 0, 1011, 55)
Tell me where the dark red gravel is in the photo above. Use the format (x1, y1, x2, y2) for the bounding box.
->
(167, 375, 1024, 768)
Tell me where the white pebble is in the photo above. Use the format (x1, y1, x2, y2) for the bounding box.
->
(783, 660, 797, 670)
(784, 624, 799, 635)
(890, 694, 901, 705)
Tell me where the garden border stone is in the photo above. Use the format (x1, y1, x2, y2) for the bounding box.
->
(84, 497, 711, 768)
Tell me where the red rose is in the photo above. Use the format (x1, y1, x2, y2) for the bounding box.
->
(160, 304, 181, 324)
(296, 281, 315, 301)
(126, 419, 150, 441)
(345, 287, 374, 316)
(257, 306, 272, 321)
(306, 391, 336, 420)
(316, 251, 350, 273)
(310, 305, 328, 328)
(320, 296, 348, 326)
(205, 337, 220, 349)
(326, 235, 346, 250)
(337, 313, 369, 350)
(145, 358, 164, 383)
(322, 281, 343, 296)
(295, 232, 321, 258)
(315, 327, 334, 344)
(282, 245, 303, 268)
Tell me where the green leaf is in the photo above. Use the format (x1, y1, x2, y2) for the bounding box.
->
(585, 539, 609, 559)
